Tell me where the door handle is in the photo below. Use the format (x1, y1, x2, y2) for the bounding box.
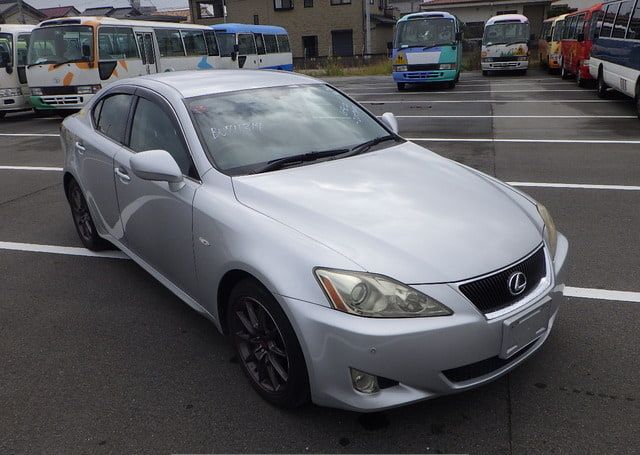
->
(75, 141, 85, 154)
(114, 167, 131, 183)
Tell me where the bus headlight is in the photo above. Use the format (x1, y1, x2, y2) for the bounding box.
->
(439, 63, 456, 70)
(77, 84, 102, 94)
(0, 87, 21, 97)
(31, 88, 43, 96)
(517, 56, 528, 61)
(393, 65, 408, 72)
(482, 57, 493, 62)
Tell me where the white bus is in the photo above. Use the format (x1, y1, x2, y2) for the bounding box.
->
(26, 17, 224, 112)
(0, 24, 34, 118)
(481, 14, 531, 75)
(211, 24, 293, 71)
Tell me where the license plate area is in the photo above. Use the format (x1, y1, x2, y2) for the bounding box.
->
(500, 299, 550, 359)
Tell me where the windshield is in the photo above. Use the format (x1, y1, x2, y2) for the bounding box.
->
(483, 22, 530, 46)
(395, 18, 456, 48)
(187, 84, 390, 175)
(215, 32, 236, 57)
(27, 25, 93, 66)
(551, 20, 565, 41)
(0, 33, 12, 66)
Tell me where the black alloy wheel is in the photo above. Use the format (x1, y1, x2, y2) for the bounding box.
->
(597, 69, 608, 98)
(67, 179, 111, 251)
(228, 279, 309, 408)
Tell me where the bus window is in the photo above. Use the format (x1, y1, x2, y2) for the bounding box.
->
(238, 33, 256, 55)
(629, 4, 640, 39)
(567, 16, 578, 39)
(98, 27, 139, 60)
(591, 10, 604, 38)
(16, 34, 29, 66)
(575, 14, 586, 38)
(27, 25, 93, 66)
(276, 34, 291, 52)
(0, 33, 12, 67)
(612, 1, 633, 38)
(155, 29, 185, 57)
(254, 33, 266, 55)
(182, 30, 207, 56)
(552, 20, 565, 41)
(215, 32, 235, 57)
(204, 30, 219, 56)
(263, 34, 278, 53)
(600, 4, 619, 38)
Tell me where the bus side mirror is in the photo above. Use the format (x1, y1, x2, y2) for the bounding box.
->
(577, 32, 584, 42)
(455, 31, 463, 41)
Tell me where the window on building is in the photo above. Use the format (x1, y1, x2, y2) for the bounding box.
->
(628, 4, 640, 39)
(276, 34, 291, 52)
(263, 34, 279, 53)
(181, 30, 207, 56)
(612, 1, 633, 38)
(331, 0, 351, 4)
(304, 0, 313, 6)
(599, 3, 619, 38)
(196, 1, 224, 18)
(331, 29, 353, 56)
(155, 29, 185, 57)
(302, 35, 318, 57)
(98, 27, 139, 60)
(274, 0, 294, 10)
(253, 14, 259, 24)
(204, 30, 219, 56)
(238, 33, 257, 55)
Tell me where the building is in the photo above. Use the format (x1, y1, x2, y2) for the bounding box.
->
(39, 6, 81, 19)
(0, 0, 45, 24)
(157, 8, 192, 22)
(391, 0, 555, 39)
(81, 5, 186, 22)
(189, 0, 397, 59)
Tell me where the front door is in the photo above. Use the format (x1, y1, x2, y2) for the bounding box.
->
(237, 33, 258, 69)
(136, 32, 157, 75)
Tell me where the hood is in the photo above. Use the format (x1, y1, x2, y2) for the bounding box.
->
(232, 142, 542, 284)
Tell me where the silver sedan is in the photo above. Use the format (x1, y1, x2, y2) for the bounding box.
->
(61, 70, 568, 412)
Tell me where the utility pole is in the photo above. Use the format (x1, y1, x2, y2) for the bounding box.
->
(16, 0, 26, 24)
(365, 0, 371, 55)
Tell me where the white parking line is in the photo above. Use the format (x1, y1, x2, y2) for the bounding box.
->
(0, 165, 63, 171)
(1, 240, 638, 303)
(507, 182, 640, 191)
(409, 138, 640, 144)
(564, 286, 640, 303)
(349, 89, 595, 96)
(0, 241, 128, 260)
(381, 115, 637, 119)
(361, 99, 625, 104)
(0, 133, 60, 137)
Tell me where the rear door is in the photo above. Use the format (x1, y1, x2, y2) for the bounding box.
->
(135, 31, 158, 75)
(237, 33, 258, 68)
(254, 33, 266, 68)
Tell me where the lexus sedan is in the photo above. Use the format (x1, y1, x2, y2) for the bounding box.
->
(61, 70, 568, 412)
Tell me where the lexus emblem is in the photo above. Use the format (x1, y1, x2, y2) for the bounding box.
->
(507, 271, 527, 296)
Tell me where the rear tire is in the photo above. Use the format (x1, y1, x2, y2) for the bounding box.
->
(396, 82, 407, 91)
(227, 278, 310, 408)
(560, 64, 569, 79)
(597, 69, 608, 98)
(446, 81, 456, 89)
(66, 179, 112, 251)
(635, 82, 640, 119)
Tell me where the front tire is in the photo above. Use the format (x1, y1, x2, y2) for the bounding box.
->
(635, 82, 640, 119)
(446, 80, 456, 89)
(66, 179, 112, 251)
(597, 69, 608, 98)
(482, 70, 489, 76)
(396, 82, 407, 91)
(227, 278, 310, 408)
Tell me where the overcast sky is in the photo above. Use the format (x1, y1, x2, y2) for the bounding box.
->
(27, 0, 189, 12)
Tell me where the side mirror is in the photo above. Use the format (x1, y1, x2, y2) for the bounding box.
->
(455, 31, 463, 41)
(129, 149, 184, 191)
(577, 32, 584, 42)
(380, 112, 398, 134)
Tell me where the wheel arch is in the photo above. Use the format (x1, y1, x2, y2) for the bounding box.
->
(63, 171, 75, 199)
(217, 268, 263, 335)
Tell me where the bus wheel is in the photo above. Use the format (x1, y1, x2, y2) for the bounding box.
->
(597, 69, 608, 98)
(397, 82, 407, 91)
(447, 81, 456, 89)
(0, 112, 5, 120)
(635, 82, 640, 119)
(482, 70, 489, 76)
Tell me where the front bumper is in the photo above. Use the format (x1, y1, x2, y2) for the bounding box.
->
(482, 60, 529, 71)
(30, 93, 93, 110)
(1, 94, 30, 112)
(282, 233, 568, 411)
(393, 69, 457, 83)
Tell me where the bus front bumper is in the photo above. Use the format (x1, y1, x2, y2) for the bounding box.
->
(482, 60, 528, 71)
(1, 94, 30, 112)
(393, 69, 457, 83)
(30, 94, 93, 110)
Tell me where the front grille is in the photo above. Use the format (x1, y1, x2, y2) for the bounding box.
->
(41, 95, 84, 105)
(442, 339, 536, 383)
(459, 246, 546, 315)
(40, 86, 78, 95)
(408, 64, 439, 71)
(405, 71, 444, 79)
(492, 56, 520, 62)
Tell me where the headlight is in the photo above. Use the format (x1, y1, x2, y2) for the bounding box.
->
(31, 87, 43, 96)
(77, 84, 102, 94)
(315, 268, 453, 318)
(537, 203, 557, 259)
(518, 56, 528, 61)
(439, 63, 456, 70)
(393, 65, 408, 72)
(0, 87, 22, 97)
(482, 57, 493, 62)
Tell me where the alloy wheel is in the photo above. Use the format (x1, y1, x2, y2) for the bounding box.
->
(232, 297, 290, 393)
(69, 183, 93, 242)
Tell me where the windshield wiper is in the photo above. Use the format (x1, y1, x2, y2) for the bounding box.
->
(26, 60, 55, 68)
(253, 148, 350, 174)
(341, 134, 398, 158)
(485, 42, 507, 47)
(51, 58, 90, 69)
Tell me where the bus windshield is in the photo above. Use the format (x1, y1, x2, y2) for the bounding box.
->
(215, 32, 236, 57)
(551, 21, 565, 41)
(27, 25, 93, 66)
(395, 18, 456, 49)
(483, 22, 530, 46)
(0, 33, 12, 66)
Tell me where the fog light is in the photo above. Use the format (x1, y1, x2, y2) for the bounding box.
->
(393, 65, 408, 72)
(350, 368, 379, 393)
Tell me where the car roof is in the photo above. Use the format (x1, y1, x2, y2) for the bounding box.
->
(131, 70, 320, 99)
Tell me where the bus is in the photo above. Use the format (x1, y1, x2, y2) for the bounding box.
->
(0, 24, 34, 118)
(538, 14, 567, 72)
(590, 0, 640, 116)
(481, 14, 531, 76)
(210, 24, 293, 71)
(391, 12, 463, 91)
(559, 4, 603, 86)
(26, 17, 223, 112)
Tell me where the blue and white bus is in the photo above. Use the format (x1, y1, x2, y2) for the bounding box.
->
(211, 24, 293, 71)
(589, 0, 640, 116)
(391, 12, 463, 91)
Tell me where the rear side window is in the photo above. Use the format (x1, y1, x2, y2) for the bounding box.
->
(263, 34, 278, 53)
(600, 3, 619, 37)
(612, 1, 633, 38)
(181, 30, 207, 56)
(575, 14, 586, 37)
(254, 33, 266, 54)
(238, 33, 256, 54)
(629, 5, 640, 39)
(276, 34, 290, 52)
(155, 29, 185, 57)
(95, 94, 132, 143)
(552, 20, 565, 41)
(204, 30, 219, 56)
(98, 27, 139, 60)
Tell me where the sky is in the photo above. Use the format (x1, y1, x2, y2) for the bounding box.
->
(26, 0, 189, 12)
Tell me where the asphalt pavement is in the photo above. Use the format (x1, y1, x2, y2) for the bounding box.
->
(1, 70, 638, 454)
